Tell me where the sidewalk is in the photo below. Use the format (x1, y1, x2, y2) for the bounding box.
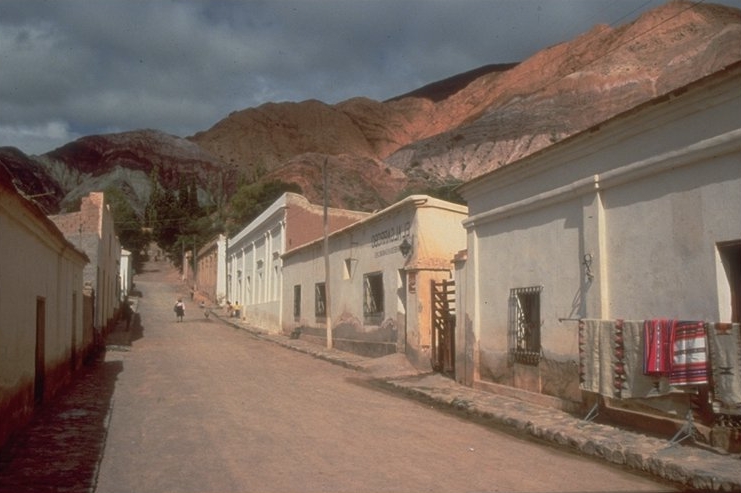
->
(216, 311, 741, 493)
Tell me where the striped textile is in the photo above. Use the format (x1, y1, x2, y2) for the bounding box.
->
(669, 321, 708, 386)
(643, 319, 674, 375)
(620, 320, 670, 398)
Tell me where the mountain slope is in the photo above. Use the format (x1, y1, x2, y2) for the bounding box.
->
(190, 1, 741, 193)
(2, 1, 739, 215)
(385, 1, 741, 182)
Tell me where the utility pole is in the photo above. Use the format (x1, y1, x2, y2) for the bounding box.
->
(323, 158, 333, 349)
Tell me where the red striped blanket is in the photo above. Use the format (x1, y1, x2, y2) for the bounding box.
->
(669, 321, 708, 386)
(643, 319, 674, 375)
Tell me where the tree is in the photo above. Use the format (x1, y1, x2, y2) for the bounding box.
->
(104, 186, 150, 271)
(225, 180, 301, 236)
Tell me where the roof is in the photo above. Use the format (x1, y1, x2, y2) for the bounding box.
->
(0, 165, 89, 264)
(282, 194, 468, 258)
(228, 192, 369, 245)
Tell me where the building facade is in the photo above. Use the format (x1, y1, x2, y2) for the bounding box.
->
(195, 234, 226, 304)
(226, 193, 369, 333)
(455, 63, 741, 423)
(282, 195, 468, 369)
(120, 248, 133, 301)
(50, 192, 122, 336)
(0, 167, 89, 448)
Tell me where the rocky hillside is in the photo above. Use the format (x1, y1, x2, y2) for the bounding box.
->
(2, 1, 740, 214)
(387, 1, 741, 183)
(190, 0, 741, 195)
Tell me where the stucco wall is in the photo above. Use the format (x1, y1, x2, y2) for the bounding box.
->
(0, 187, 86, 448)
(602, 153, 741, 320)
(458, 65, 741, 405)
(50, 192, 121, 334)
(282, 196, 467, 367)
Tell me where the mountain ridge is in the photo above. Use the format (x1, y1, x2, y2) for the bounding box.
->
(2, 0, 739, 215)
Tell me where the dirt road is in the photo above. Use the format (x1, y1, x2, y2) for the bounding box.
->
(94, 261, 675, 493)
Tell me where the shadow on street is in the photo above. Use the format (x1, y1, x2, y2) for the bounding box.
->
(0, 355, 122, 493)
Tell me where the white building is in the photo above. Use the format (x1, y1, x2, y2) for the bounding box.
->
(120, 248, 133, 301)
(0, 167, 89, 448)
(226, 193, 368, 332)
(455, 62, 741, 428)
(50, 192, 122, 335)
(282, 195, 468, 369)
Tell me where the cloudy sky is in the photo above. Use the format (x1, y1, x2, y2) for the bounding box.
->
(1, 0, 740, 155)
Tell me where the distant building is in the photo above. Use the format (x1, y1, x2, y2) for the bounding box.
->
(282, 195, 468, 369)
(120, 248, 133, 301)
(455, 62, 741, 432)
(0, 167, 89, 448)
(226, 192, 369, 333)
(50, 192, 122, 335)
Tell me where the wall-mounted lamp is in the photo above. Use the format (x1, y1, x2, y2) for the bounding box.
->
(399, 238, 413, 257)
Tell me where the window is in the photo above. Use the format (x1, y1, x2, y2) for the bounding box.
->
(363, 272, 384, 324)
(509, 286, 542, 365)
(343, 258, 356, 280)
(293, 285, 301, 319)
(315, 282, 326, 318)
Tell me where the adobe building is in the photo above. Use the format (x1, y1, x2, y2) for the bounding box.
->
(50, 192, 122, 336)
(226, 193, 369, 333)
(0, 167, 89, 448)
(282, 195, 468, 369)
(455, 62, 741, 443)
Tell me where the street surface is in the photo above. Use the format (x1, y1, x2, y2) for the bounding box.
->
(0, 259, 676, 493)
(94, 261, 675, 493)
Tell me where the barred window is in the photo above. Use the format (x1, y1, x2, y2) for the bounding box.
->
(315, 282, 326, 318)
(509, 286, 542, 365)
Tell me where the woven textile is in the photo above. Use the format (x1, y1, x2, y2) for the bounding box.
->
(579, 319, 616, 398)
(670, 321, 708, 386)
(580, 319, 672, 399)
(707, 322, 741, 416)
(619, 320, 670, 398)
(643, 319, 675, 375)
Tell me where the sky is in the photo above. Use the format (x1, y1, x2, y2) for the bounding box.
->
(1, 0, 740, 156)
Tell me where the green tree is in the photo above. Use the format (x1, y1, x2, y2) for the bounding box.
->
(104, 186, 150, 271)
(226, 180, 301, 236)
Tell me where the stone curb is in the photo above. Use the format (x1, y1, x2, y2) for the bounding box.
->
(217, 314, 741, 492)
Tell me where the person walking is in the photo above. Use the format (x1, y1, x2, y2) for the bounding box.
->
(174, 298, 185, 322)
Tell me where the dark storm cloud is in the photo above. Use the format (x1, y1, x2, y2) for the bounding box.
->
(1, 0, 739, 154)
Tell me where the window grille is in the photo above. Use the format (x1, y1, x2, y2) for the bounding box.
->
(508, 286, 542, 365)
(315, 282, 326, 318)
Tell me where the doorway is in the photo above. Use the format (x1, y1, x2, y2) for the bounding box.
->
(35, 297, 46, 405)
(431, 279, 455, 375)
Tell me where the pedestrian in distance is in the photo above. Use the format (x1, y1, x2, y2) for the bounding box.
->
(174, 298, 185, 322)
(199, 301, 210, 319)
